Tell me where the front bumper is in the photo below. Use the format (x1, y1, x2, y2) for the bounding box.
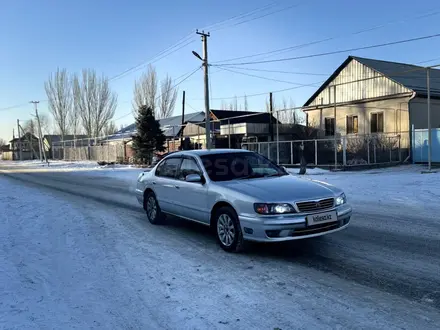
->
(239, 204, 352, 242)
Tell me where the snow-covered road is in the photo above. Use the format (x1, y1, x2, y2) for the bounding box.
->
(1, 163, 440, 329)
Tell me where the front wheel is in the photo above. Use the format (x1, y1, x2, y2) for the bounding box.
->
(215, 207, 244, 253)
(144, 192, 164, 224)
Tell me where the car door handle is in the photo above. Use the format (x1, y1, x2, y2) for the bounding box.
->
(152, 181, 156, 185)
(175, 185, 180, 189)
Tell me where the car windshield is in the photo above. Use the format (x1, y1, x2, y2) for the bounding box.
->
(200, 152, 287, 182)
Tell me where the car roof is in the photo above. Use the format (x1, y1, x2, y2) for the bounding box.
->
(169, 148, 252, 157)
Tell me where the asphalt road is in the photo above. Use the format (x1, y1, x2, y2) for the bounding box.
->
(2, 166, 440, 329)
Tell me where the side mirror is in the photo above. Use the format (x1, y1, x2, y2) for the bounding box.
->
(185, 174, 202, 183)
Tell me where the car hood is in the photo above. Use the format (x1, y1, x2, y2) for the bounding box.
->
(218, 175, 342, 202)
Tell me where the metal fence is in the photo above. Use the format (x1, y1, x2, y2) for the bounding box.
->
(50, 132, 408, 168)
(242, 133, 408, 167)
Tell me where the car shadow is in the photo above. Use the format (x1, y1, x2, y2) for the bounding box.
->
(160, 214, 330, 259)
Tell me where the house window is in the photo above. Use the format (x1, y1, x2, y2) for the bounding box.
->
(370, 112, 384, 133)
(346, 115, 358, 134)
(324, 117, 335, 136)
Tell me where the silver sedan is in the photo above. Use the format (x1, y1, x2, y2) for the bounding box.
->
(135, 149, 352, 252)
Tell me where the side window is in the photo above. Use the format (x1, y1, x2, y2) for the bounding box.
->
(155, 160, 166, 177)
(156, 158, 181, 179)
(178, 158, 201, 181)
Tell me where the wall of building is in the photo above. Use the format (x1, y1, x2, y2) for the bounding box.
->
(306, 96, 411, 137)
(409, 97, 440, 129)
(183, 123, 205, 136)
(308, 59, 412, 107)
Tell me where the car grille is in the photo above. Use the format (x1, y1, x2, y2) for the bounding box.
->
(296, 198, 334, 213)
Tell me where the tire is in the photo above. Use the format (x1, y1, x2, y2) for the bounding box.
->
(144, 192, 165, 224)
(214, 206, 245, 253)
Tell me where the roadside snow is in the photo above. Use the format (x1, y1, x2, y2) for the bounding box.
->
(0, 159, 139, 173)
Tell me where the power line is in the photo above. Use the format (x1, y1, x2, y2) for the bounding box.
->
(213, 9, 440, 64)
(0, 100, 48, 112)
(185, 102, 200, 112)
(213, 64, 328, 76)
(215, 33, 440, 66)
(114, 66, 202, 121)
(417, 56, 440, 65)
(201, 2, 277, 31)
(191, 80, 325, 101)
(193, 59, 440, 102)
(109, 36, 195, 82)
(216, 65, 322, 86)
(0, 103, 30, 112)
(210, 2, 306, 32)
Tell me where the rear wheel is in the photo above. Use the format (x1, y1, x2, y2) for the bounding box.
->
(144, 192, 164, 224)
(215, 207, 244, 253)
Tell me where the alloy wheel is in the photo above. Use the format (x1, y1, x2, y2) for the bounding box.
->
(217, 214, 235, 247)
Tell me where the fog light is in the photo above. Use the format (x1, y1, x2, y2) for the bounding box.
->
(244, 227, 254, 235)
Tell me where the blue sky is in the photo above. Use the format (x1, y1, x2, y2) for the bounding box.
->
(1, 0, 440, 142)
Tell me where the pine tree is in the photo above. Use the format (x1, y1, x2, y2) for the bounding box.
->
(131, 106, 166, 163)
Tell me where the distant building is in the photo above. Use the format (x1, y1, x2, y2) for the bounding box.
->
(108, 110, 281, 156)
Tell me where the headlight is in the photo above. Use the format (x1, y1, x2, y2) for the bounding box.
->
(335, 193, 346, 206)
(254, 203, 296, 215)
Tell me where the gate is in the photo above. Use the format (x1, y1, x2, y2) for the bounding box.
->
(412, 128, 440, 163)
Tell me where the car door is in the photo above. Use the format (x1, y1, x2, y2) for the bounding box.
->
(153, 157, 182, 214)
(174, 156, 210, 224)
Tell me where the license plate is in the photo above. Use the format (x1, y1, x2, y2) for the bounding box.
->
(307, 211, 337, 226)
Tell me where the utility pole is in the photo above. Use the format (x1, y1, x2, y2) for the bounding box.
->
(17, 119, 22, 161)
(181, 90, 186, 148)
(333, 85, 337, 169)
(196, 30, 211, 149)
(269, 92, 274, 141)
(30, 101, 43, 161)
(427, 67, 432, 172)
(30, 101, 47, 163)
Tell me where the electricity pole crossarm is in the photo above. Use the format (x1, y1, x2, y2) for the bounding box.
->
(194, 30, 211, 149)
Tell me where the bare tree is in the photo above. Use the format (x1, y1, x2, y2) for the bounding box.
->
(158, 75, 178, 119)
(278, 97, 300, 124)
(0, 138, 6, 147)
(73, 69, 117, 137)
(244, 94, 249, 111)
(45, 68, 72, 140)
(39, 113, 51, 135)
(133, 65, 158, 116)
(23, 114, 51, 137)
(104, 121, 118, 136)
(233, 96, 238, 111)
(69, 89, 81, 137)
(220, 100, 228, 110)
(23, 120, 36, 135)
